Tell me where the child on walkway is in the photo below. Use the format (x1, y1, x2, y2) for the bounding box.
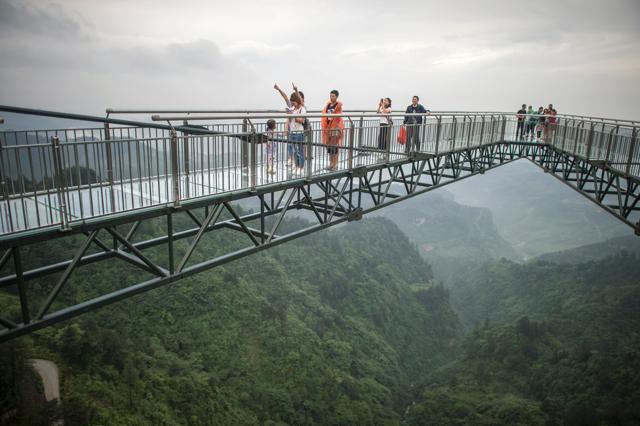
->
(266, 119, 277, 175)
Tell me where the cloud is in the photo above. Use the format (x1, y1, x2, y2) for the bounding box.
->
(339, 43, 435, 57)
(0, 37, 227, 74)
(117, 39, 224, 72)
(433, 48, 515, 68)
(223, 41, 298, 56)
(0, 0, 88, 39)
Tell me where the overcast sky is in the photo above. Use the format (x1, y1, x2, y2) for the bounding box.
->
(1, 0, 639, 120)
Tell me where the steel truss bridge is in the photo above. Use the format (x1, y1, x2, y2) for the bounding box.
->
(0, 105, 638, 342)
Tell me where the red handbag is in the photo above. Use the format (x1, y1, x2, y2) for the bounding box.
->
(397, 126, 407, 145)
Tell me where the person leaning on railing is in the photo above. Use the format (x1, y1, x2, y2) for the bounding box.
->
(403, 96, 429, 153)
(321, 90, 344, 171)
(377, 97, 392, 152)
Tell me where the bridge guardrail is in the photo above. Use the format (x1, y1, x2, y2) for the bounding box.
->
(1, 109, 638, 235)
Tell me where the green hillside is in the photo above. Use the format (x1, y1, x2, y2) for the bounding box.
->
(0, 216, 458, 425)
(373, 191, 521, 283)
(408, 252, 640, 425)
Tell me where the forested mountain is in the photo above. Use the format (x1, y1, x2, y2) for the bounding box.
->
(0, 216, 458, 425)
(407, 252, 640, 425)
(374, 191, 521, 283)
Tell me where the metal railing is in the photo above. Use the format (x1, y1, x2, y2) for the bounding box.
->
(1, 107, 638, 235)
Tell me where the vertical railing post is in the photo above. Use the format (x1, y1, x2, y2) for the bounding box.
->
(357, 115, 364, 151)
(463, 116, 469, 148)
(241, 120, 249, 188)
(489, 115, 496, 143)
(605, 126, 618, 164)
(103, 122, 116, 212)
(607, 126, 620, 163)
(469, 115, 476, 147)
(305, 124, 313, 178)
(598, 122, 606, 159)
(627, 127, 637, 176)
(585, 122, 595, 159)
(420, 114, 428, 153)
(561, 119, 570, 151)
(500, 115, 507, 142)
(182, 120, 190, 198)
(348, 118, 355, 170)
(170, 129, 180, 206)
(251, 128, 258, 189)
(435, 116, 441, 156)
(479, 116, 485, 146)
(0, 135, 14, 233)
(451, 116, 457, 151)
(573, 121, 583, 156)
(51, 136, 69, 229)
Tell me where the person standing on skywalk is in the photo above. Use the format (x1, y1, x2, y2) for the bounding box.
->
(321, 90, 344, 171)
(274, 83, 307, 175)
(403, 96, 429, 153)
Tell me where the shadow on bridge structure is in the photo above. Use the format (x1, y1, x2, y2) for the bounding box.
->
(0, 105, 638, 342)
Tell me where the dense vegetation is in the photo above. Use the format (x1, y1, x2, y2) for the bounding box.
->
(374, 191, 521, 283)
(1, 216, 458, 425)
(407, 251, 640, 425)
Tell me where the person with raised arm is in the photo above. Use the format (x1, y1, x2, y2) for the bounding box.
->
(274, 83, 307, 171)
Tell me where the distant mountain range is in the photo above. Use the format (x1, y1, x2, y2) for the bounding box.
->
(441, 159, 631, 257)
(534, 235, 640, 264)
(370, 162, 637, 283)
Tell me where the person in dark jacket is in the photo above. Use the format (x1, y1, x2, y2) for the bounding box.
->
(403, 96, 429, 153)
(516, 104, 527, 140)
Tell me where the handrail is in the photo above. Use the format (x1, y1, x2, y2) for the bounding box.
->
(0, 105, 222, 136)
(108, 107, 639, 126)
(150, 112, 636, 128)
(2, 105, 637, 130)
